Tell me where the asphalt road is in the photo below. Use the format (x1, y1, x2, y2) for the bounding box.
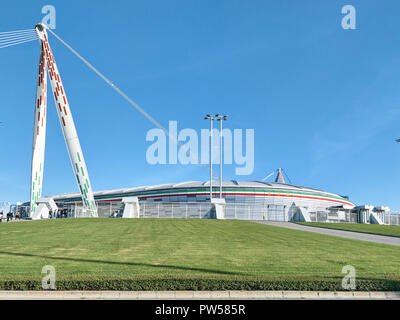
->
(252, 221, 400, 247)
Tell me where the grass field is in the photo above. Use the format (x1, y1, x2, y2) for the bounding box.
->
(0, 218, 399, 290)
(297, 222, 400, 238)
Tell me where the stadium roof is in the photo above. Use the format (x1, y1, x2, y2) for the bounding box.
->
(50, 180, 345, 200)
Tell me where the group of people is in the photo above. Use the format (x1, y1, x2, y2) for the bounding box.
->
(0, 208, 71, 221)
(110, 210, 122, 218)
(0, 211, 21, 222)
(48, 209, 69, 219)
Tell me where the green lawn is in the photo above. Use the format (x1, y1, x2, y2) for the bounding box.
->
(297, 222, 400, 238)
(0, 218, 399, 290)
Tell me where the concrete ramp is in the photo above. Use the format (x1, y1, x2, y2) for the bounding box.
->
(292, 207, 311, 222)
(370, 212, 384, 225)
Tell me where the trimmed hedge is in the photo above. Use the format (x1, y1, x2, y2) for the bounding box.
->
(0, 278, 399, 291)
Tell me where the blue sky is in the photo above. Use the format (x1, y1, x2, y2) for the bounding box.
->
(1, 1, 400, 210)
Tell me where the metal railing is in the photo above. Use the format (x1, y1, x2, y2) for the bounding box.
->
(3, 200, 400, 225)
(309, 211, 359, 223)
(140, 202, 213, 219)
(384, 213, 400, 225)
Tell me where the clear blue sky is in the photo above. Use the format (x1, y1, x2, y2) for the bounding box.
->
(1, 1, 400, 210)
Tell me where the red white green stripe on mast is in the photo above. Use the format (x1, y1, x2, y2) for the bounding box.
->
(30, 24, 97, 217)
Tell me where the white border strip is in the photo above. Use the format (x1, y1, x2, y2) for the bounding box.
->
(0, 291, 398, 300)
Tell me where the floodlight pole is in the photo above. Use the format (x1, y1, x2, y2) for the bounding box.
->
(205, 115, 214, 201)
(210, 117, 214, 201)
(219, 118, 222, 198)
(215, 115, 227, 199)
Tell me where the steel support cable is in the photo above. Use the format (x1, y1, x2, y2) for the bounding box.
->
(0, 29, 37, 36)
(0, 28, 36, 35)
(45, 26, 219, 180)
(261, 169, 277, 182)
(0, 35, 38, 44)
(0, 29, 38, 48)
(0, 37, 38, 49)
(0, 34, 38, 44)
(282, 169, 292, 185)
(0, 32, 37, 42)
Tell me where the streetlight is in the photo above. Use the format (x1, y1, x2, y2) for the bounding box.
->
(215, 114, 228, 198)
(204, 114, 214, 200)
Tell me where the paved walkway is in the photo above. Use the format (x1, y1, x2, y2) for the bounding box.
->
(0, 290, 398, 300)
(253, 221, 400, 247)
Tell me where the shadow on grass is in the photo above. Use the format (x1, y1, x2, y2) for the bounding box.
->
(0, 250, 245, 276)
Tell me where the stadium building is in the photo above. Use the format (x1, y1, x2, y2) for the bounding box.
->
(49, 180, 359, 222)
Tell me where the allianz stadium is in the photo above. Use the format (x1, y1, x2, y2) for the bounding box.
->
(47, 180, 356, 221)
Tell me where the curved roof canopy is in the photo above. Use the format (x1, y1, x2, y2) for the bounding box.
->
(51, 180, 348, 202)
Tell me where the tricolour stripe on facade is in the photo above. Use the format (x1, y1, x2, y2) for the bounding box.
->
(62, 188, 355, 207)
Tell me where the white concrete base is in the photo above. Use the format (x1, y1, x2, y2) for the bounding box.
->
(122, 197, 140, 218)
(292, 207, 311, 222)
(211, 198, 226, 219)
(31, 198, 58, 220)
(370, 212, 384, 225)
(0, 291, 398, 300)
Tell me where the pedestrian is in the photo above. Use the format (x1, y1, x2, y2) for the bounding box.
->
(0, 211, 3, 222)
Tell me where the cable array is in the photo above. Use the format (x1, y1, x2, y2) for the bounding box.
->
(1, 25, 219, 180)
(45, 26, 218, 179)
(0, 29, 38, 49)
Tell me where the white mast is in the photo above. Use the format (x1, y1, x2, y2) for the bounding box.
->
(30, 23, 97, 217)
(30, 39, 48, 214)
